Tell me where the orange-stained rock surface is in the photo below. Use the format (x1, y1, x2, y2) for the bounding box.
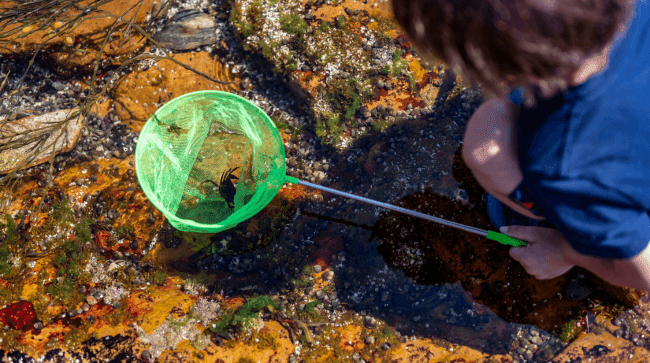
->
(1, 0, 156, 71)
(551, 332, 650, 362)
(2, 0, 650, 362)
(112, 51, 240, 131)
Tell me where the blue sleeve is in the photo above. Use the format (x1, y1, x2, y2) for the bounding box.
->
(526, 176, 650, 259)
(508, 88, 524, 106)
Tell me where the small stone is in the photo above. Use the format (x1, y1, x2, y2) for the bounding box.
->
(52, 82, 65, 91)
(381, 343, 391, 350)
(364, 316, 375, 329)
(524, 351, 534, 359)
(82, 303, 90, 312)
(107, 209, 119, 220)
(313, 264, 322, 273)
(377, 80, 384, 89)
(86, 295, 97, 306)
(344, 7, 352, 15)
(141, 351, 151, 361)
(530, 336, 543, 345)
(353, 9, 361, 15)
(130, 240, 139, 250)
(323, 271, 334, 281)
(34, 321, 43, 330)
(301, 65, 310, 72)
(113, 301, 121, 309)
(365, 336, 375, 345)
(515, 346, 526, 355)
(340, 71, 350, 79)
(316, 290, 325, 300)
(78, 286, 86, 294)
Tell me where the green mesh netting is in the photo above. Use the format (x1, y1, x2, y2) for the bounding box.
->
(135, 90, 286, 233)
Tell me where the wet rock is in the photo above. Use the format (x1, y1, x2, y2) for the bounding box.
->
(323, 271, 334, 281)
(365, 336, 375, 344)
(565, 279, 592, 301)
(107, 209, 120, 220)
(33, 321, 43, 330)
(86, 295, 97, 306)
(364, 316, 376, 329)
(313, 264, 322, 273)
(153, 10, 217, 51)
(0, 109, 83, 173)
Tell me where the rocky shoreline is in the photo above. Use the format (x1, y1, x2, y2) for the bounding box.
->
(1, 0, 650, 362)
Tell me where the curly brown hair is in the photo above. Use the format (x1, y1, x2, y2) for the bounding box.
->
(393, 0, 634, 106)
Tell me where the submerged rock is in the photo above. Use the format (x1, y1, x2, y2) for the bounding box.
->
(153, 10, 217, 51)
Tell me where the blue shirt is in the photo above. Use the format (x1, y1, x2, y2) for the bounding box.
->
(509, 0, 650, 259)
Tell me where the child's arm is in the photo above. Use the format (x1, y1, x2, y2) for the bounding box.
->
(504, 225, 650, 291)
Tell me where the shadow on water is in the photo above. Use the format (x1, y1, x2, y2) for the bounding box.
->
(157, 110, 640, 358)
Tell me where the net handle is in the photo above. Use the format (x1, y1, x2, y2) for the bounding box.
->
(283, 175, 527, 247)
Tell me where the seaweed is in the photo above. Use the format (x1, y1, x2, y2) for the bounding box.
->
(279, 13, 306, 35)
(210, 295, 279, 333)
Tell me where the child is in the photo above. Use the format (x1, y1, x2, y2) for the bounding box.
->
(393, 0, 650, 291)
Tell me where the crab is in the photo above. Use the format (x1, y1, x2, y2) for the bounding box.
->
(201, 167, 240, 209)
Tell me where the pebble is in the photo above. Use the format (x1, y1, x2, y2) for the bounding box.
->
(316, 290, 325, 300)
(141, 351, 151, 361)
(365, 336, 375, 344)
(323, 271, 334, 281)
(78, 286, 86, 294)
(34, 322, 43, 330)
(364, 316, 376, 329)
(313, 264, 322, 273)
(530, 335, 543, 345)
(113, 301, 121, 309)
(107, 209, 120, 220)
(86, 295, 97, 306)
(377, 80, 384, 89)
(524, 351, 534, 359)
(82, 303, 90, 312)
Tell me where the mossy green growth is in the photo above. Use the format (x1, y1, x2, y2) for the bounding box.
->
(335, 15, 346, 29)
(52, 197, 73, 222)
(318, 21, 330, 33)
(391, 49, 408, 77)
(74, 217, 93, 243)
(315, 111, 341, 142)
(210, 295, 279, 333)
(46, 278, 76, 302)
(1, 213, 17, 245)
(0, 213, 17, 276)
(558, 318, 582, 342)
(280, 13, 306, 35)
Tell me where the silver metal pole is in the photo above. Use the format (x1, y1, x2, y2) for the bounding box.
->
(297, 179, 488, 237)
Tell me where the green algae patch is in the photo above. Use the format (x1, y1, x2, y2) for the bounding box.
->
(210, 295, 279, 334)
(280, 13, 306, 34)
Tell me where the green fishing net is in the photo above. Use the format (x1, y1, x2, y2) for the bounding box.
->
(135, 90, 286, 233)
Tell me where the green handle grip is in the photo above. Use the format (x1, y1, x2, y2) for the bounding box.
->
(285, 175, 300, 184)
(487, 230, 528, 247)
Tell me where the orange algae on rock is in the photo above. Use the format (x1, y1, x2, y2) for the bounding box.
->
(0, 301, 38, 331)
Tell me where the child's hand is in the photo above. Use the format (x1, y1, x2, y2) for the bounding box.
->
(502, 226, 575, 279)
